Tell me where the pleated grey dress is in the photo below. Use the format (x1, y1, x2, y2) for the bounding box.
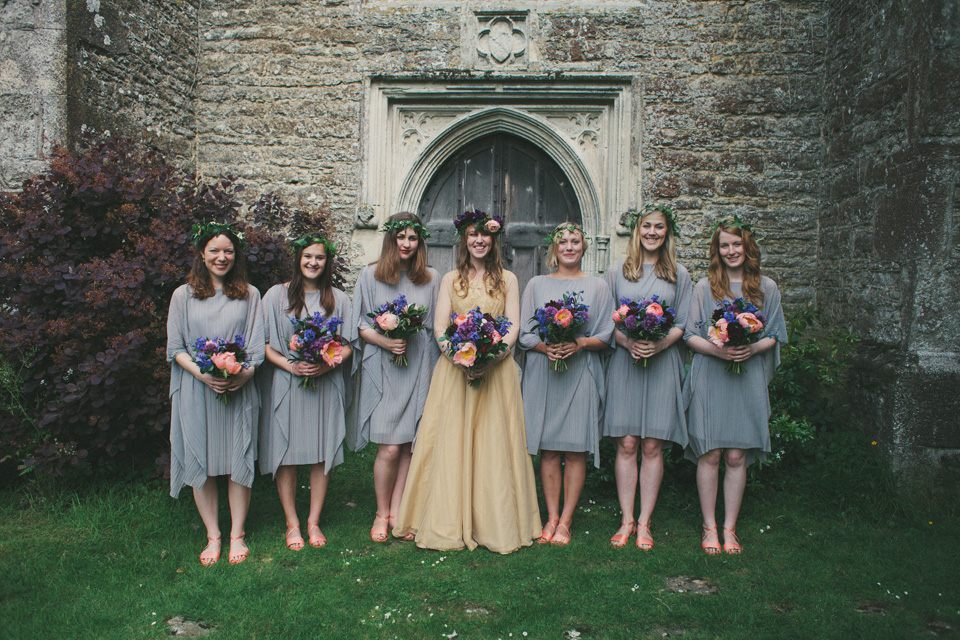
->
(519, 275, 615, 467)
(346, 265, 441, 451)
(682, 276, 788, 467)
(166, 284, 265, 498)
(602, 262, 692, 447)
(258, 285, 356, 476)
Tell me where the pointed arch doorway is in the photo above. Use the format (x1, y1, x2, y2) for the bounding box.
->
(417, 133, 582, 293)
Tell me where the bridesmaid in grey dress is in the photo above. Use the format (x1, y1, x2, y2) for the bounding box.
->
(683, 218, 786, 555)
(260, 234, 355, 551)
(167, 221, 265, 566)
(520, 223, 614, 546)
(603, 205, 691, 551)
(348, 212, 440, 542)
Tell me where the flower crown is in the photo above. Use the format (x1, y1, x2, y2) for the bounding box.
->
(543, 223, 586, 245)
(711, 214, 755, 237)
(381, 217, 431, 239)
(620, 204, 682, 239)
(289, 233, 337, 259)
(454, 209, 504, 236)
(191, 220, 245, 249)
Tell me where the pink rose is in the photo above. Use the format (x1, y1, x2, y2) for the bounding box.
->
(611, 310, 622, 323)
(491, 330, 502, 345)
(485, 219, 501, 233)
(647, 302, 664, 317)
(707, 318, 730, 347)
(453, 342, 477, 367)
(554, 308, 573, 328)
(376, 312, 399, 331)
(288, 336, 300, 352)
(211, 352, 242, 375)
(321, 340, 343, 366)
(737, 312, 764, 333)
(454, 314, 469, 326)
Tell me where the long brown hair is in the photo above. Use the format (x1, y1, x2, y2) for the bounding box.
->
(372, 212, 432, 286)
(187, 231, 249, 300)
(622, 211, 678, 283)
(454, 224, 505, 298)
(287, 242, 336, 317)
(707, 224, 764, 304)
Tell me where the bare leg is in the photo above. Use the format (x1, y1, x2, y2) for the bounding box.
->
(721, 448, 747, 552)
(306, 463, 330, 547)
(275, 465, 300, 529)
(373, 444, 401, 519)
(389, 443, 413, 520)
(539, 450, 563, 524)
(637, 438, 665, 525)
(226, 478, 252, 563)
(193, 478, 221, 563)
(559, 452, 587, 525)
(697, 449, 722, 553)
(614, 436, 639, 524)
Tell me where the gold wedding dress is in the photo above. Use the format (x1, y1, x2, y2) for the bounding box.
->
(393, 277, 542, 553)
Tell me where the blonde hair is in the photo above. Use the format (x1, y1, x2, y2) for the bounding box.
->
(545, 222, 588, 270)
(622, 210, 678, 283)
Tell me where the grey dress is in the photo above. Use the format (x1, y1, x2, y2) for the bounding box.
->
(166, 285, 265, 498)
(258, 285, 356, 476)
(347, 265, 441, 451)
(602, 262, 692, 447)
(519, 275, 615, 467)
(682, 276, 788, 467)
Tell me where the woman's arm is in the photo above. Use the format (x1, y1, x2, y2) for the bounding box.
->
(359, 327, 407, 355)
(174, 351, 233, 394)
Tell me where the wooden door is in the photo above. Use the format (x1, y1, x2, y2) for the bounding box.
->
(417, 133, 582, 294)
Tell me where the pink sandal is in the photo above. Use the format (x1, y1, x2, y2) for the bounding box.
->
(609, 521, 635, 548)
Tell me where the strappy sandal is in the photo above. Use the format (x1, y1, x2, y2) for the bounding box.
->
(609, 520, 635, 548)
(199, 535, 221, 566)
(370, 514, 389, 542)
(551, 521, 573, 546)
(228, 534, 249, 564)
(701, 525, 721, 555)
(307, 522, 326, 548)
(723, 527, 742, 554)
(285, 526, 304, 551)
(537, 519, 559, 544)
(388, 514, 414, 541)
(636, 521, 654, 551)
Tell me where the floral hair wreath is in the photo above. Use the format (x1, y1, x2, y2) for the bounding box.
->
(380, 218, 431, 240)
(289, 233, 338, 260)
(191, 220, 246, 250)
(620, 204, 682, 239)
(542, 223, 587, 245)
(453, 209, 504, 236)
(711, 214, 763, 244)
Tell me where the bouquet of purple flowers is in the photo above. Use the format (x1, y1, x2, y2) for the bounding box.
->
(611, 295, 676, 367)
(443, 307, 512, 387)
(531, 291, 590, 372)
(192, 334, 250, 404)
(705, 297, 767, 374)
(367, 294, 429, 366)
(288, 312, 344, 390)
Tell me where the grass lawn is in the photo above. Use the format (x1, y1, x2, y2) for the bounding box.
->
(1, 437, 956, 640)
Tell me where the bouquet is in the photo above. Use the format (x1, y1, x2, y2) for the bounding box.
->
(192, 334, 251, 404)
(611, 295, 677, 367)
(705, 297, 767, 374)
(366, 294, 429, 366)
(288, 312, 345, 390)
(443, 307, 512, 387)
(531, 291, 590, 372)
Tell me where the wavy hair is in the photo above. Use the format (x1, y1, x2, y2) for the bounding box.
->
(708, 224, 764, 304)
(545, 222, 589, 270)
(187, 230, 249, 300)
(454, 224, 505, 298)
(372, 212, 432, 286)
(287, 241, 336, 317)
(622, 210, 678, 284)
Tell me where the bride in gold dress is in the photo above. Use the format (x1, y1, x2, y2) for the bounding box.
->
(393, 210, 542, 554)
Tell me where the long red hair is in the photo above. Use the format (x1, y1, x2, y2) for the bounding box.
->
(707, 225, 764, 304)
(372, 212, 432, 286)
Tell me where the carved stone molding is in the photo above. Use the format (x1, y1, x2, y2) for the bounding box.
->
(468, 10, 532, 70)
(477, 16, 526, 66)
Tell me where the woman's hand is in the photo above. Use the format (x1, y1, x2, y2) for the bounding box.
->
(546, 340, 581, 361)
(292, 361, 324, 377)
(633, 339, 665, 360)
(225, 365, 255, 392)
(720, 344, 753, 362)
(381, 337, 407, 356)
(199, 372, 232, 394)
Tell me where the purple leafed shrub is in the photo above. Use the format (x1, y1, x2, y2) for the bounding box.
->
(0, 135, 338, 478)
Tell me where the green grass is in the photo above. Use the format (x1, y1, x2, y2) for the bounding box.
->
(1, 440, 957, 640)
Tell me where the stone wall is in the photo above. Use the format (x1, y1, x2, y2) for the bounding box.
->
(196, 1, 825, 304)
(820, 0, 960, 499)
(65, 0, 198, 165)
(0, 0, 66, 190)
